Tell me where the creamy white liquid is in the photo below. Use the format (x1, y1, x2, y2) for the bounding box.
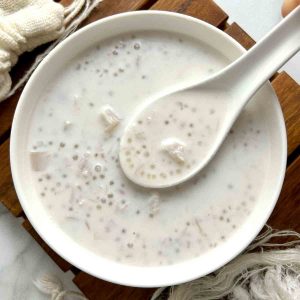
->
(28, 31, 269, 266)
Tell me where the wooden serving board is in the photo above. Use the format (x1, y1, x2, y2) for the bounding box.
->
(0, 1, 299, 299)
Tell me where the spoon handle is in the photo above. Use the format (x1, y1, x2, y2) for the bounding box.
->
(222, 5, 300, 101)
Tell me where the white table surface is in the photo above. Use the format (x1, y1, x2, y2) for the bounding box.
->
(215, 0, 300, 83)
(0, 205, 80, 299)
(0, 1, 298, 299)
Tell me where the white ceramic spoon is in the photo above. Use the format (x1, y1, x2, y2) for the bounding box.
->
(119, 6, 300, 188)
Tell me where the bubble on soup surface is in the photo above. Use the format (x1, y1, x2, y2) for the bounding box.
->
(30, 151, 51, 171)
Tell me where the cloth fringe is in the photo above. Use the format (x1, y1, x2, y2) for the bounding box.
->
(0, 0, 102, 101)
(33, 273, 88, 300)
(151, 226, 300, 300)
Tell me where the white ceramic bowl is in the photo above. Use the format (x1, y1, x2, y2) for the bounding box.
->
(10, 11, 287, 287)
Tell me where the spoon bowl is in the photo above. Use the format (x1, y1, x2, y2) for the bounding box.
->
(120, 6, 300, 188)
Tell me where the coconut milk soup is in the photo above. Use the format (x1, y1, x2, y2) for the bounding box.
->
(28, 31, 268, 266)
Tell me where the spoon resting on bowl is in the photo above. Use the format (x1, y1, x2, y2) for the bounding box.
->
(119, 6, 300, 189)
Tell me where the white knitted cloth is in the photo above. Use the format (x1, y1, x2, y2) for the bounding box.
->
(152, 226, 300, 300)
(0, 0, 102, 102)
(0, 0, 64, 100)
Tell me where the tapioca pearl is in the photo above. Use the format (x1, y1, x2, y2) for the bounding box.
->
(179, 122, 186, 129)
(133, 42, 141, 50)
(124, 150, 131, 157)
(115, 237, 121, 243)
(72, 154, 78, 161)
(160, 173, 167, 178)
(249, 195, 255, 202)
(227, 184, 233, 190)
(150, 164, 156, 170)
(209, 242, 217, 248)
(45, 174, 51, 180)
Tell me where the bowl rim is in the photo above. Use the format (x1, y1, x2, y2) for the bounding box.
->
(10, 10, 287, 287)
